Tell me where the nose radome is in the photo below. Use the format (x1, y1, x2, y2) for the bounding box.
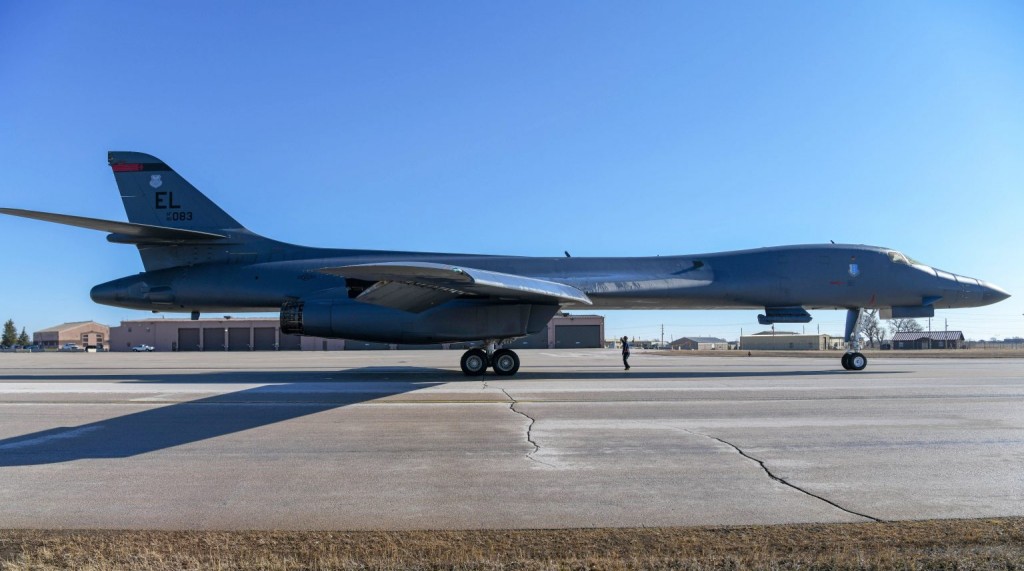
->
(980, 282, 1011, 305)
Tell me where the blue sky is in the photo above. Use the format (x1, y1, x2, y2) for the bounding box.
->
(1, 1, 1022, 342)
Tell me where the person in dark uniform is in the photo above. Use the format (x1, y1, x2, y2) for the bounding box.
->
(621, 336, 630, 370)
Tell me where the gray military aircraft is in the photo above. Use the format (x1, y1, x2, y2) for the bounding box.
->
(1, 152, 1010, 374)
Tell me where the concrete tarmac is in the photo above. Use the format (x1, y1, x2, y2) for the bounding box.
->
(0, 350, 1021, 530)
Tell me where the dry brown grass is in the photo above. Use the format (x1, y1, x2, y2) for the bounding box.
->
(2, 518, 1023, 570)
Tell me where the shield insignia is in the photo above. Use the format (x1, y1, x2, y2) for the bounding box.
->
(149, 174, 162, 189)
(848, 263, 860, 278)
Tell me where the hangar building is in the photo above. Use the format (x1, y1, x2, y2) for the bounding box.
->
(740, 331, 844, 351)
(669, 336, 729, 350)
(33, 321, 111, 350)
(108, 314, 604, 352)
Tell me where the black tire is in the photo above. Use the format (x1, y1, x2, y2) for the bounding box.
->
(841, 353, 852, 370)
(491, 349, 520, 376)
(849, 352, 867, 371)
(461, 348, 488, 376)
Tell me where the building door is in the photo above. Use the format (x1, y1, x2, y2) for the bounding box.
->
(252, 328, 276, 350)
(228, 327, 250, 351)
(554, 325, 601, 348)
(203, 328, 226, 351)
(178, 328, 201, 352)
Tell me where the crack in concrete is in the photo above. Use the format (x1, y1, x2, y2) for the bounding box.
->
(501, 388, 554, 468)
(682, 428, 884, 523)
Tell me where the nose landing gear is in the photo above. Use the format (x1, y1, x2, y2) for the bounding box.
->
(841, 351, 867, 371)
(460, 342, 521, 376)
(842, 308, 868, 371)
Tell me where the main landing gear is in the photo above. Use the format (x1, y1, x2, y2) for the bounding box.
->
(842, 308, 868, 371)
(460, 342, 521, 376)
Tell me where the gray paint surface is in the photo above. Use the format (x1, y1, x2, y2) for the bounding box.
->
(0, 351, 1020, 530)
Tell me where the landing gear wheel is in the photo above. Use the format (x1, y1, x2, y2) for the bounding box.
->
(491, 349, 520, 376)
(848, 352, 867, 371)
(841, 353, 852, 370)
(461, 348, 489, 376)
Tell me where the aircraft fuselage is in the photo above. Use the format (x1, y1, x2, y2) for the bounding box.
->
(90, 243, 1006, 315)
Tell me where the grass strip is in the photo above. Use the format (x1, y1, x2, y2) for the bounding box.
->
(1, 518, 1022, 570)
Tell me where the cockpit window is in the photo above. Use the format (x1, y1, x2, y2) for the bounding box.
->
(887, 251, 910, 265)
(887, 250, 929, 271)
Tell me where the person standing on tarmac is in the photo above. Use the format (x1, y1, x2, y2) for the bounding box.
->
(621, 336, 630, 370)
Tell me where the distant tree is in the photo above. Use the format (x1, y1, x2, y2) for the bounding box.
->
(889, 318, 923, 335)
(861, 311, 887, 348)
(1, 319, 16, 348)
(17, 328, 30, 346)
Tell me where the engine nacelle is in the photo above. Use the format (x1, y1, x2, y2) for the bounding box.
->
(281, 297, 559, 344)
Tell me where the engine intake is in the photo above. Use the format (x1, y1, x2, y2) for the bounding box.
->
(280, 300, 304, 334)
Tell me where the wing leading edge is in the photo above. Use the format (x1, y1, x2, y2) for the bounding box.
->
(319, 262, 592, 313)
(0, 208, 227, 243)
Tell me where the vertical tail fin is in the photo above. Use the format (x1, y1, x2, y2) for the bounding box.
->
(108, 151, 272, 271)
(108, 151, 243, 232)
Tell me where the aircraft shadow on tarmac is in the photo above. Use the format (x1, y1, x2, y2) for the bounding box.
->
(0, 367, 445, 467)
(0, 366, 899, 467)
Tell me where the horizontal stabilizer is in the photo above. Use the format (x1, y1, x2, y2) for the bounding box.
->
(758, 306, 812, 325)
(0, 208, 227, 243)
(320, 261, 592, 312)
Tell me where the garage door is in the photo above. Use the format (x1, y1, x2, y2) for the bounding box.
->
(203, 328, 225, 351)
(177, 328, 200, 352)
(554, 325, 601, 348)
(278, 333, 302, 351)
(228, 327, 250, 351)
(253, 328, 276, 350)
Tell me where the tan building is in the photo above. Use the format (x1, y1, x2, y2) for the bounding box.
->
(740, 331, 843, 351)
(33, 321, 111, 350)
(109, 313, 605, 352)
(670, 336, 729, 350)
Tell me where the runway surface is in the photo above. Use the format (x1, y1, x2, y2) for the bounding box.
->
(0, 350, 1021, 530)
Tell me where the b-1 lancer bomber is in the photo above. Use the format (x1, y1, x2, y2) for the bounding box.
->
(1, 152, 1010, 375)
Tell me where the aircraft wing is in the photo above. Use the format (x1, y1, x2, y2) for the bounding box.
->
(0, 208, 227, 242)
(319, 262, 593, 313)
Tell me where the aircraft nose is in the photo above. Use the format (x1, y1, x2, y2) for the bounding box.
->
(980, 282, 1011, 305)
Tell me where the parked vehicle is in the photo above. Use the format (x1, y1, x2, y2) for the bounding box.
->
(59, 343, 82, 352)
(131, 344, 154, 352)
